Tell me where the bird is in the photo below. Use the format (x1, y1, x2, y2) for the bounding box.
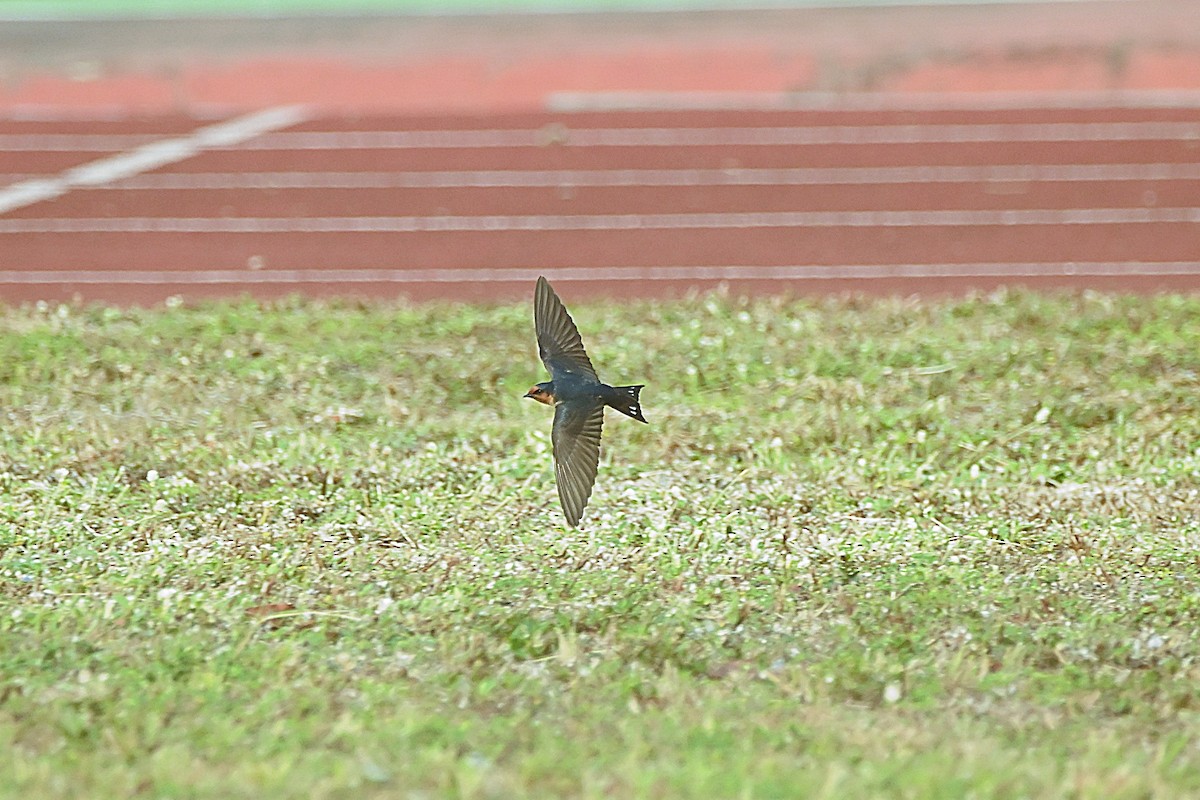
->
(524, 276, 647, 527)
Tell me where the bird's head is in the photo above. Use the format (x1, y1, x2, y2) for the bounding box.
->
(524, 383, 556, 406)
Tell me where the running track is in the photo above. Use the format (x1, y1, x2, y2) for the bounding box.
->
(3, 97, 1200, 303)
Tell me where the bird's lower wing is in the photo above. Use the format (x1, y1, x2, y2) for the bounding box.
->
(552, 400, 604, 527)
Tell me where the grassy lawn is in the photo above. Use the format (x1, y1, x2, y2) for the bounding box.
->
(0, 0, 519, 14)
(2, 288, 1199, 798)
(0, 0, 787, 18)
(0, 0, 954, 18)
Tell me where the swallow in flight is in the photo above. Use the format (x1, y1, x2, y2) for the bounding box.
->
(525, 276, 647, 526)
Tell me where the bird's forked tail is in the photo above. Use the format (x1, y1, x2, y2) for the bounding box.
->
(607, 384, 648, 423)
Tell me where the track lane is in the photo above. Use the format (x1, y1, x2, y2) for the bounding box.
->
(3, 104, 1200, 302)
(145, 140, 1200, 173)
(11, 180, 1197, 218)
(5, 222, 1198, 270)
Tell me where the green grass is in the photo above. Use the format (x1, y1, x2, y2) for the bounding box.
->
(0, 0, 770, 18)
(2, 289, 1200, 798)
(0, 0, 961, 19)
(0, 0, 548, 14)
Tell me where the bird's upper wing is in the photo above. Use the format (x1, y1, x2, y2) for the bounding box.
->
(535, 276, 599, 382)
(552, 399, 604, 527)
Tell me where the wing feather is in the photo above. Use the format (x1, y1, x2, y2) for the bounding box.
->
(552, 400, 604, 527)
(535, 276, 598, 382)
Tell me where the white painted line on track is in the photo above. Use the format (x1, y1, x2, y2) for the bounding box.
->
(4, 263, 1199, 286)
(234, 122, 1200, 149)
(0, 105, 309, 214)
(1, 208, 1196, 234)
(102, 163, 1200, 190)
(7, 121, 1197, 152)
(546, 89, 1200, 113)
(0, 134, 163, 151)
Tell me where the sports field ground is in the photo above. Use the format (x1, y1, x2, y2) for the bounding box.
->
(4, 290, 1200, 797)
(3, 2, 1200, 797)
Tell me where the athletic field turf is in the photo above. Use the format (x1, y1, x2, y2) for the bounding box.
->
(2, 290, 1199, 797)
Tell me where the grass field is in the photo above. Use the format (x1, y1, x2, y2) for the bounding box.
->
(0, 0, 998, 19)
(2, 288, 1200, 798)
(0, 0, 791, 18)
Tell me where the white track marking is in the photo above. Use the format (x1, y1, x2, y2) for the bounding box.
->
(237, 122, 1200, 149)
(4, 121, 1198, 152)
(0, 105, 309, 214)
(0, 134, 163, 151)
(3, 263, 1199, 286)
(546, 89, 1200, 113)
(102, 163, 1200, 190)
(1, 208, 1196, 234)
(4, 89, 1199, 124)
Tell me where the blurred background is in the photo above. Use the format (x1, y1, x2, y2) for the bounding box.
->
(4, 0, 1197, 115)
(2, 0, 1199, 302)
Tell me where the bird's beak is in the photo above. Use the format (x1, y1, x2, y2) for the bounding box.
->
(523, 389, 536, 399)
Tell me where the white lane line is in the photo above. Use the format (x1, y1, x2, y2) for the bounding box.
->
(1, 208, 1196, 234)
(0, 134, 163, 151)
(0, 105, 309, 215)
(103, 163, 1200, 190)
(547, 89, 1200, 113)
(12, 90, 1192, 122)
(4, 263, 1199, 286)
(3, 121, 1198, 152)
(239, 122, 1200, 149)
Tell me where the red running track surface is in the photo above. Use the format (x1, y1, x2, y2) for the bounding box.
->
(3, 103, 1200, 304)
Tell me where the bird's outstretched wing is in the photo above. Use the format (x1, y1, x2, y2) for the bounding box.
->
(552, 399, 604, 527)
(535, 276, 598, 382)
